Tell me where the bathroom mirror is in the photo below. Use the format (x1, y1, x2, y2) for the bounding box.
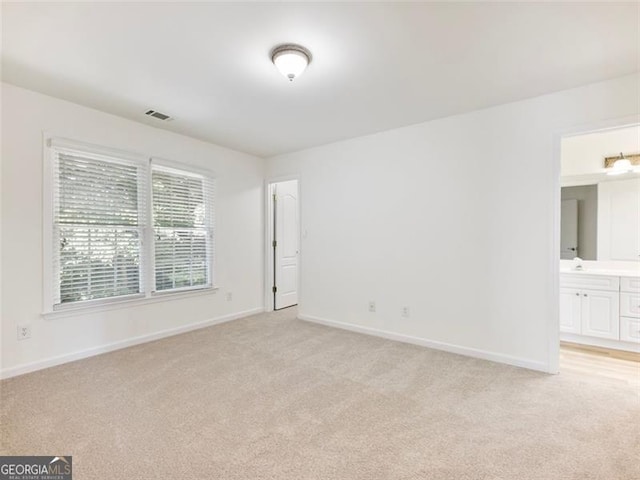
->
(560, 125, 640, 262)
(560, 185, 597, 260)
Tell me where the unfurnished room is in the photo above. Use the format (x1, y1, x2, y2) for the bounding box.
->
(1, 2, 639, 479)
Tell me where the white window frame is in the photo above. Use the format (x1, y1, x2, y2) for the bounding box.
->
(42, 135, 217, 318)
(149, 157, 216, 296)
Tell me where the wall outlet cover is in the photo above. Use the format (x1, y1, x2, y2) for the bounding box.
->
(401, 307, 410, 318)
(368, 301, 376, 313)
(17, 324, 32, 340)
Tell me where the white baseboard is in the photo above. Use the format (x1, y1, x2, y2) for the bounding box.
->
(1, 307, 265, 380)
(560, 332, 640, 353)
(298, 314, 550, 373)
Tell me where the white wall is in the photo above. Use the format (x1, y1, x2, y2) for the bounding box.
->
(266, 74, 640, 372)
(1, 83, 265, 377)
(597, 177, 640, 262)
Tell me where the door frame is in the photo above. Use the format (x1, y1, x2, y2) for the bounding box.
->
(264, 174, 301, 312)
(550, 113, 639, 374)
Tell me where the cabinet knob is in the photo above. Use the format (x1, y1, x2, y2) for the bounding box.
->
(575, 293, 579, 296)
(583, 294, 588, 297)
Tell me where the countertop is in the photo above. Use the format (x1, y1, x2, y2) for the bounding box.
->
(560, 268, 640, 278)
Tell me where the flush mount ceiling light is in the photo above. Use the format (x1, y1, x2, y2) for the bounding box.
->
(271, 44, 312, 82)
(605, 152, 639, 176)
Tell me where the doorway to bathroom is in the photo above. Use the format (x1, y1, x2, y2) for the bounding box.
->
(556, 121, 640, 383)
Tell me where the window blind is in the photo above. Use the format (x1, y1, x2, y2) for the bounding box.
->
(52, 148, 146, 305)
(152, 166, 214, 292)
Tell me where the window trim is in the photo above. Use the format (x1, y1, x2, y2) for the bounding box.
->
(42, 135, 217, 317)
(42, 287, 219, 320)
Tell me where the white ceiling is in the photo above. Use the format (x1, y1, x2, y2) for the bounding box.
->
(2, 2, 639, 157)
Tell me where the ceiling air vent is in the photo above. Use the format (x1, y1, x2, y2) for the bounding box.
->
(145, 109, 172, 121)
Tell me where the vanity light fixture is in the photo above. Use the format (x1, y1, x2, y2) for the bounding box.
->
(271, 44, 312, 82)
(606, 152, 635, 176)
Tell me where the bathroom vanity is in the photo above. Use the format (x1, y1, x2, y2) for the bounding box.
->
(560, 269, 640, 351)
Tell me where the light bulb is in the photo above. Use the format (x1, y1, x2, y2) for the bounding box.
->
(606, 158, 632, 175)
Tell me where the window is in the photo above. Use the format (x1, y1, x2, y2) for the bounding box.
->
(52, 146, 146, 305)
(152, 166, 213, 292)
(47, 139, 215, 311)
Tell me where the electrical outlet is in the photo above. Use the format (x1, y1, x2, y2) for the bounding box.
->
(401, 306, 410, 318)
(368, 301, 376, 313)
(17, 324, 31, 340)
(226, 292, 233, 302)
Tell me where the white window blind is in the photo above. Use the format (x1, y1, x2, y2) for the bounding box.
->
(52, 147, 146, 305)
(152, 165, 214, 292)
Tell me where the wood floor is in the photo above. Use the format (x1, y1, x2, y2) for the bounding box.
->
(560, 342, 640, 389)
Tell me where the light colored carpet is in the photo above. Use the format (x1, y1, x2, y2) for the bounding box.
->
(1, 308, 639, 479)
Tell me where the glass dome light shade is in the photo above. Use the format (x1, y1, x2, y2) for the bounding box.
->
(271, 45, 311, 82)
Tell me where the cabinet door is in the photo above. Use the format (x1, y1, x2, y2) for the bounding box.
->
(559, 288, 582, 334)
(581, 290, 620, 339)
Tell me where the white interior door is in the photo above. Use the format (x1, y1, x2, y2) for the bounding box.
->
(273, 180, 299, 309)
(560, 199, 578, 259)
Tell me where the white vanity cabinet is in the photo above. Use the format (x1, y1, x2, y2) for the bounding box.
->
(560, 272, 639, 350)
(619, 277, 640, 344)
(580, 290, 619, 339)
(560, 274, 619, 340)
(559, 288, 582, 334)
